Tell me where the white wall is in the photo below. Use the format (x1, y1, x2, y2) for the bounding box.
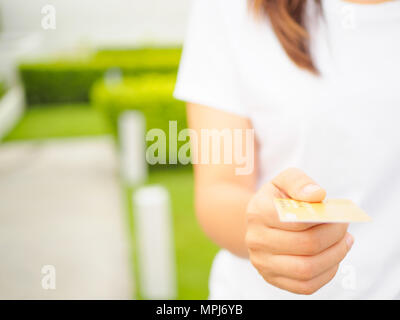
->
(0, 0, 191, 83)
(0, 0, 191, 48)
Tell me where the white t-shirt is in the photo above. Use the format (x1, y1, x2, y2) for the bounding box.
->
(174, 0, 400, 299)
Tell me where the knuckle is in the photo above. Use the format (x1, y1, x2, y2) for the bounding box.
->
(331, 264, 340, 277)
(246, 197, 259, 215)
(300, 232, 322, 255)
(245, 230, 260, 249)
(249, 255, 271, 275)
(297, 281, 318, 295)
(295, 258, 316, 280)
(295, 265, 339, 295)
(254, 195, 267, 214)
(273, 168, 297, 187)
(249, 255, 261, 270)
(339, 239, 350, 260)
(276, 167, 310, 197)
(334, 223, 348, 239)
(341, 224, 350, 238)
(246, 212, 261, 225)
(247, 193, 269, 216)
(245, 227, 271, 252)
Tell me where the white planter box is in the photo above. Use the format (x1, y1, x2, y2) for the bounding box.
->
(0, 86, 25, 140)
(0, 32, 44, 84)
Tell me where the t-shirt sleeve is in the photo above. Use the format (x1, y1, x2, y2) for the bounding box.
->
(174, 0, 247, 117)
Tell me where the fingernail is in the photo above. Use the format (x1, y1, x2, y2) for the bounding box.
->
(301, 184, 321, 195)
(345, 233, 354, 250)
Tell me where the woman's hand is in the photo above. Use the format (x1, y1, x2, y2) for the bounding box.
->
(245, 168, 354, 295)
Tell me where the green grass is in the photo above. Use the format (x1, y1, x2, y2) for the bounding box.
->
(3, 104, 112, 141)
(3, 103, 218, 299)
(0, 81, 6, 99)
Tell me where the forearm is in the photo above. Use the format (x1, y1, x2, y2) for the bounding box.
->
(186, 102, 257, 258)
(195, 181, 254, 258)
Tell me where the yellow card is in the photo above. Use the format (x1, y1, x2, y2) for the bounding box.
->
(273, 198, 371, 223)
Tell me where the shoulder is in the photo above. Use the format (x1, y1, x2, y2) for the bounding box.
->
(188, 0, 276, 52)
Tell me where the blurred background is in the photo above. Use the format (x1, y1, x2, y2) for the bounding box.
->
(0, 0, 218, 299)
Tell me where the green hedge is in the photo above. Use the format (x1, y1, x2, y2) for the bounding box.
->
(90, 75, 188, 167)
(19, 47, 181, 105)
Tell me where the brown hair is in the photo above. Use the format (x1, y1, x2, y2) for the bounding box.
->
(250, 0, 321, 73)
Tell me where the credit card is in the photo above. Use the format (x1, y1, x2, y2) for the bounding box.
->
(273, 198, 371, 223)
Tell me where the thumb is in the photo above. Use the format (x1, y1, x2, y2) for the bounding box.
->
(272, 168, 326, 202)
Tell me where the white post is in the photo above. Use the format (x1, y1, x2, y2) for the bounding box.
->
(118, 110, 147, 185)
(104, 67, 123, 87)
(133, 185, 176, 300)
